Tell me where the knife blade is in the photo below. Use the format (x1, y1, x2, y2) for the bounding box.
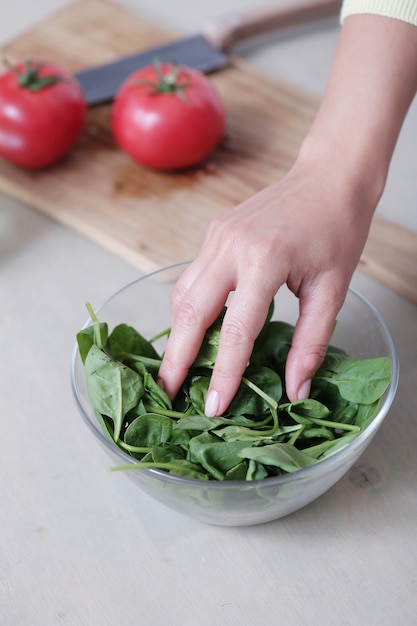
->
(75, 0, 341, 106)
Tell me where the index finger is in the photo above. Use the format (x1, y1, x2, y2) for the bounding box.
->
(157, 259, 235, 401)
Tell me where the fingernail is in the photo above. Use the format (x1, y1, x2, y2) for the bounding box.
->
(205, 389, 220, 417)
(297, 379, 311, 400)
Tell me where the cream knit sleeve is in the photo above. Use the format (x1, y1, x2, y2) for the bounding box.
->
(341, 0, 417, 25)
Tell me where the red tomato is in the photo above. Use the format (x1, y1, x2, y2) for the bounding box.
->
(0, 59, 86, 169)
(111, 63, 225, 170)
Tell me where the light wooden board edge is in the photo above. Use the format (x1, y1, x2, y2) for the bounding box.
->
(360, 216, 417, 303)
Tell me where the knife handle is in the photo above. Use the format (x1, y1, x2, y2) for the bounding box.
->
(202, 0, 342, 51)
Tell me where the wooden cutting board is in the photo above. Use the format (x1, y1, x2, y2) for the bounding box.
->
(1, 0, 416, 302)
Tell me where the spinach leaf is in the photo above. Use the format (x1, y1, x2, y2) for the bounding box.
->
(84, 344, 143, 441)
(192, 308, 226, 368)
(188, 375, 210, 415)
(125, 413, 173, 449)
(134, 361, 172, 412)
(251, 321, 294, 374)
(189, 433, 251, 481)
(317, 356, 391, 404)
(246, 459, 269, 481)
(228, 367, 282, 417)
(77, 323, 109, 364)
(238, 442, 317, 473)
(281, 398, 330, 423)
(107, 323, 161, 361)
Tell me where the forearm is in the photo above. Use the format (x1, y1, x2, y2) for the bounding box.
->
(299, 14, 417, 214)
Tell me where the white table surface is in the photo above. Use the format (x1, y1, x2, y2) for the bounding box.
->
(1, 2, 416, 625)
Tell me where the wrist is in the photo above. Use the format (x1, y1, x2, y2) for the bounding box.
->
(296, 131, 387, 216)
(294, 13, 417, 221)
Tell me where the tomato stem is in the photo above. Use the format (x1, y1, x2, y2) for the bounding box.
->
(4, 58, 67, 91)
(134, 58, 190, 101)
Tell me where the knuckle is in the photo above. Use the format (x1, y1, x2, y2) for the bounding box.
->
(212, 363, 237, 383)
(241, 238, 284, 282)
(303, 345, 328, 374)
(206, 216, 242, 255)
(203, 216, 228, 248)
(220, 319, 251, 350)
(245, 235, 274, 263)
(174, 300, 201, 330)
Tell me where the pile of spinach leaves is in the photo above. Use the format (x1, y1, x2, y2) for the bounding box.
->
(76, 301, 391, 482)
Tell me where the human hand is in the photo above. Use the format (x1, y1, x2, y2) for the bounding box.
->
(157, 157, 373, 416)
(157, 11, 417, 417)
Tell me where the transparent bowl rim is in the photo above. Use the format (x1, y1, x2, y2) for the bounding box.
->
(70, 261, 399, 490)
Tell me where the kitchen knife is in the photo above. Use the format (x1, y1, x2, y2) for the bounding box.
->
(75, 0, 341, 106)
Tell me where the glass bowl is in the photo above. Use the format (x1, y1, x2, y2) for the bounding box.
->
(71, 262, 399, 526)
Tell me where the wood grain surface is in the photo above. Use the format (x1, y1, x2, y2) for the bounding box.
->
(1, 0, 416, 300)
